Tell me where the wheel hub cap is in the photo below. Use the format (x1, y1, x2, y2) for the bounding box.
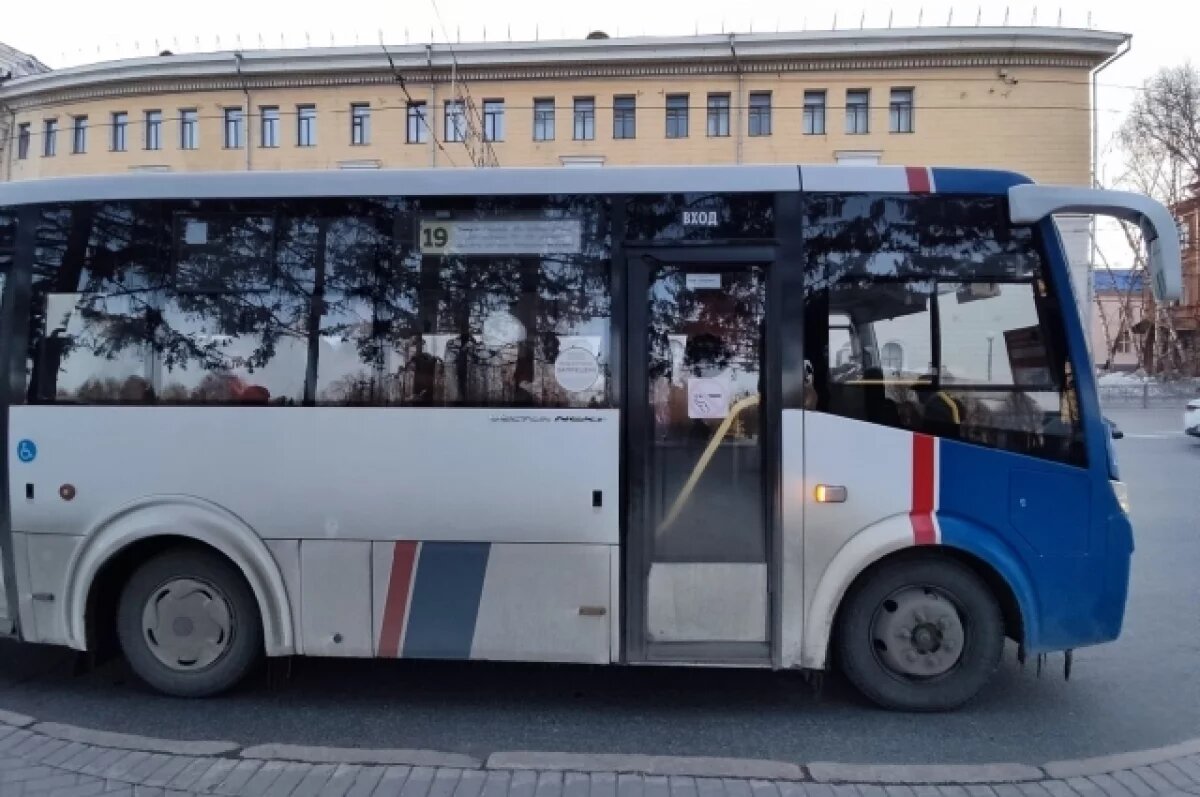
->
(872, 586, 965, 677)
(142, 578, 233, 672)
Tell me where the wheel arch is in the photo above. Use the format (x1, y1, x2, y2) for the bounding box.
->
(63, 495, 295, 656)
(800, 513, 1039, 669)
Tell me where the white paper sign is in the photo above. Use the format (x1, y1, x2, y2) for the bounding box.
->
(554, 347, 600, 393)
(183, 220, 208, 245)
(420, 219, 582, 255)
(685, 273, 722, 290)
(687, 377, 728, 419)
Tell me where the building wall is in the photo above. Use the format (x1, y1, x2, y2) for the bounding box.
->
(5, 64, 1092, 185)
(1092, 291, 1144, 370)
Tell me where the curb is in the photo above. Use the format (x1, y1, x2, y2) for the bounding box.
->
(807, 762, 1045, 784)
(241, 743, 482, 768)
(3, 707, 1200, 790)
(0, 708, 33, 728)
(32, 721, 240, 756)
(487, 752, 806, 780)
(1043, 738, 1200, 779)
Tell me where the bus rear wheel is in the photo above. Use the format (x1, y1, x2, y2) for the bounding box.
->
(116, 548, 262, 697)
(835, 557, 1003, 711)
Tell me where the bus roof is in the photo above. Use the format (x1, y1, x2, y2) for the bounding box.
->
(0, 165, 1034, 206)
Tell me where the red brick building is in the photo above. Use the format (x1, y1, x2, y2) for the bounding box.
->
(1168, 191, 1200, 372)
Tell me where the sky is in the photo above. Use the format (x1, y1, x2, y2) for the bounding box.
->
(4, 0, 1198, 265)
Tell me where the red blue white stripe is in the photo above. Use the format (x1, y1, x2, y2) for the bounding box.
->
(909, 433, 941, 545)
(378, 541, 491, 658)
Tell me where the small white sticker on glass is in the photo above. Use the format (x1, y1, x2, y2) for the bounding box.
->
(554, 346, 600, 393)
(183, 220, 208, 245)
(687, 377, 728, 419)
(685, 273, 721, 290)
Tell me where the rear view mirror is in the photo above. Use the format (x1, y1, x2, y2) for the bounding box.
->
(1105, 418, 1124, 440)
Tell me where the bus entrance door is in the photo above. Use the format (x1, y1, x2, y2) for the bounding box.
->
(625, 249, 774, 663)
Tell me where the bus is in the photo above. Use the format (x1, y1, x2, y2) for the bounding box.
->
(0, 165, 1181, 710)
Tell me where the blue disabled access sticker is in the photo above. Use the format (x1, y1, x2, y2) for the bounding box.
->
(16, 440, 36, 463)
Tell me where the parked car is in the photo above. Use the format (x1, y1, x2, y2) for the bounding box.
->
(1186, 398, 1200, 438)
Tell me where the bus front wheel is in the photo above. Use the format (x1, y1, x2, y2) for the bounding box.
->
(116, 547, 262, 697)
(835, 557, 1004, 711)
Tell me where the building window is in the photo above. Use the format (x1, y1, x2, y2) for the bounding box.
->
(573, 97, 595, 141)
(666, 94, 689, 138)
(613, 95, 636, 139)
(297, 105, 317, 147)
(260, 106, 280, 148)
(445, 100, 466, 143)
(1114, 328, 1133, 354)
(483, 100, 504, 142)
(17, 123, 30, 159)
(803, 90, 827, 135)
(179, 109, 198, 150)
(145, 111, 162, 150)
(407, 102, 428, 143)
(748, 92, 771, 136)
(533, 98, 555, 141)
(43, 119, 57, 157)
(890, 88, 914, 133)
(351, 103, 371, 145)
(223, 107, 244, 149)
(707, 93, 731, 137)
(845, 89, 870, 135)
(111, 112, 128, 152)
(72, 116, 88, 154)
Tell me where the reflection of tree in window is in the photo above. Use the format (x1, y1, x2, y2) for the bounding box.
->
(158, 211, 306, 404)
(27, 203, 163, 404)
(410, 195, 612, 409)
(23, 196, 614, 410)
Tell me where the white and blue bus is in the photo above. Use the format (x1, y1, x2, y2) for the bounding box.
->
(0, 165, 1181, 710)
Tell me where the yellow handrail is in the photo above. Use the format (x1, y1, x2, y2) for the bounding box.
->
(655, 393, 761, 535)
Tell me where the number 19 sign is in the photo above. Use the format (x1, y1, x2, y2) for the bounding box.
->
(419, 219, 582, 256)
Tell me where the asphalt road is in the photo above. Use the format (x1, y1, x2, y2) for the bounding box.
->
(1, 407, 1197, 765)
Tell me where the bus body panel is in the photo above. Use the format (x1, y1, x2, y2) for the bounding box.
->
(9, 406, 620, 546)
(779, 409, 805, 668)
(0, 166, 803, 207)
(17, 530, 81, 646)
(364, 540, 614, 663)
(42, 492, 296, 654)
(1035, 217, 1134, 645)
(801, 414, 1120, 664)
(9, 403, 621, 661)
(801, 412, 918, 669)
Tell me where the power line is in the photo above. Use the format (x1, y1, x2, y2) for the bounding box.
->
(379, 38, 459, 168)
(428, 0, 500, 167)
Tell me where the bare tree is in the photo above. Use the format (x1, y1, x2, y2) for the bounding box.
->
(1105, 63, 1200, 375)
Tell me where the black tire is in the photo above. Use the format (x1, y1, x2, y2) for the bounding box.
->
(835, 556, 1004, 711)
(116, 548, 262, 698)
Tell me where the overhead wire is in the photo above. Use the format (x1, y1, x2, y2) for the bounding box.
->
(427, 0, 500, 167)
(379, 38, 459, 168)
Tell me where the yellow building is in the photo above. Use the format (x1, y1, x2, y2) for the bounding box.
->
(1, 27, 1124, 183)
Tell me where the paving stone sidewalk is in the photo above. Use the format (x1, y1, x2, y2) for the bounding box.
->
(2, 708, 1200, 797)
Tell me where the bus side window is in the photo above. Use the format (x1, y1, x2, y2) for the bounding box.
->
(26, 203, 163, 405)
